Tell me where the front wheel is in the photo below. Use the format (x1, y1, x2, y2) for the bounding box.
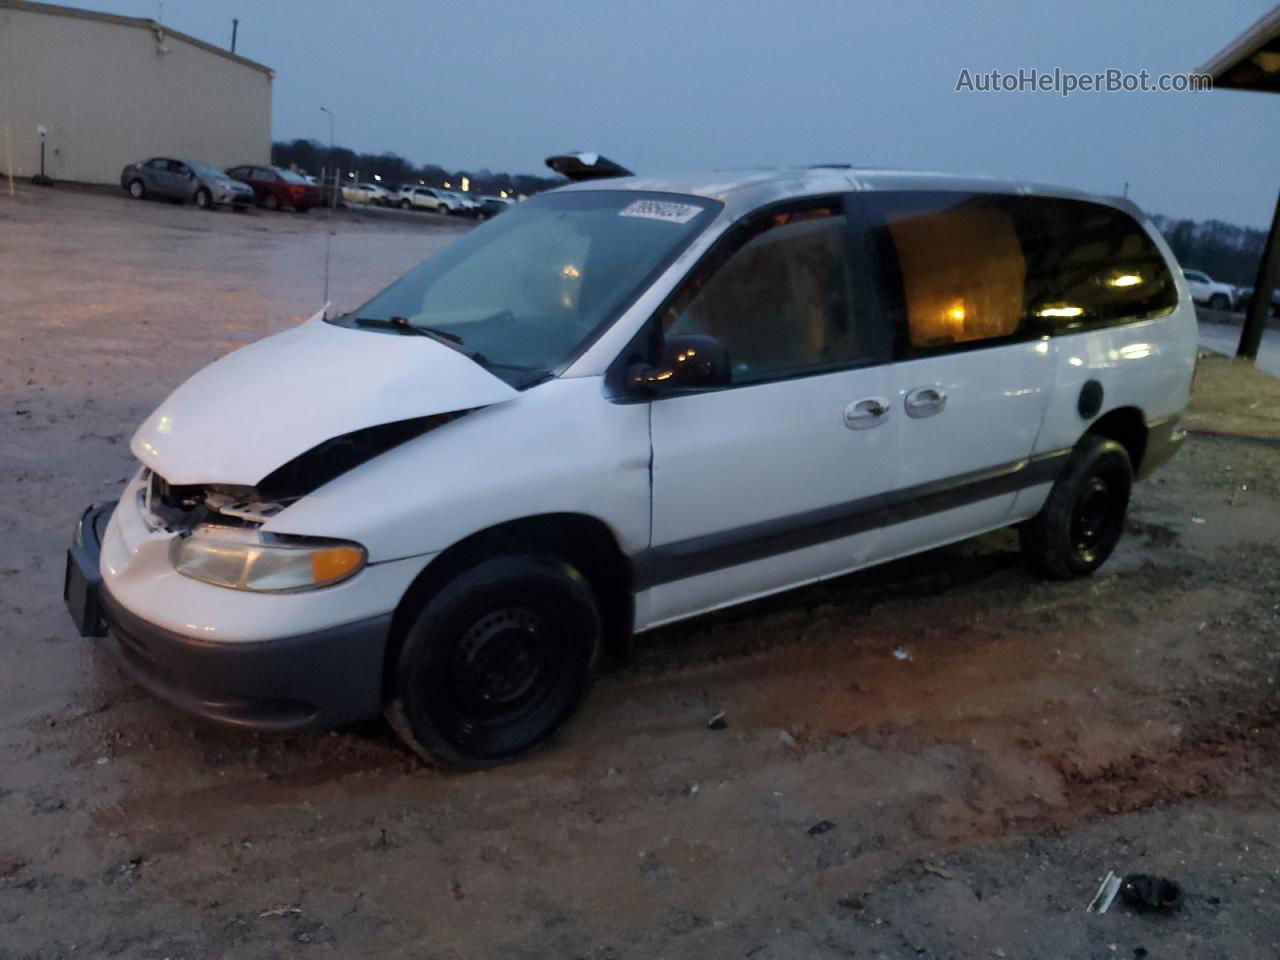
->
(128, 179, 145, 200)
(194, 187, 212, 210)
(386, 554, 600, 769)
(264, 193, 279, 211)
(1020, 435, 1132, 580)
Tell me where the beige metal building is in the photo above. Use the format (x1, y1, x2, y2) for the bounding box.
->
(0, 0, 272, 184)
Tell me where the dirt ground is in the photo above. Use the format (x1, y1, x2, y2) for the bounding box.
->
(2, 185, 1280, 960)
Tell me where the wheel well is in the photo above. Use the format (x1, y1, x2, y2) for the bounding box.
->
(388, 514, 636, 668)
(1086, 406, 1147, 471)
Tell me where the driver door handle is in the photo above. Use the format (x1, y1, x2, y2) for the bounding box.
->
(844, 397, 890, 430)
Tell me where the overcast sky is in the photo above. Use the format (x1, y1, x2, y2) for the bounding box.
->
(75, 0, 1280, 227)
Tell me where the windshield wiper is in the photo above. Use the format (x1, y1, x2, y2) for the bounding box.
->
(348, 315, 491, 368)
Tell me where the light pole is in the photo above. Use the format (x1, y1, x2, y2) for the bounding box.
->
(319, 106, 336, 308)
(319, 105, 335, 206)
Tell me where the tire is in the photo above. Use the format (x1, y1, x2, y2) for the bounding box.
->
(128, 179, 145, 200)
(194, 188, 212, 210)
(296, 205, 310, 214)
(386, 554, 601, 769)
(401, 199, 411, 210)
(1208, 293, 1231, 311)
(264, 193, 279, 211)
(1020, 435, 1133, 580)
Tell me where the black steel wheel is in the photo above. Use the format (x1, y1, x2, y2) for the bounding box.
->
(386, 554, 600, 768)
(1021, 435, 1133, 579)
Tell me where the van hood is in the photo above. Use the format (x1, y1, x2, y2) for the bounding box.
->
(131, 311, 519, 486)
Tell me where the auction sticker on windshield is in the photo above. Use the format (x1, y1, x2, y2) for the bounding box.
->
(618, 199, 704, 224)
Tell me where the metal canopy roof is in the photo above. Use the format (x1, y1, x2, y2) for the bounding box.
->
(1198, 4, 1280, 92)
(0, 0, 274, 76)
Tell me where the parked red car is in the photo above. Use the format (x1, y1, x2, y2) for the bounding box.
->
(224, 164, 323, 213)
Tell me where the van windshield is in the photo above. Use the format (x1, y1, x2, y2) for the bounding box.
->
(333, 191, 720, 387)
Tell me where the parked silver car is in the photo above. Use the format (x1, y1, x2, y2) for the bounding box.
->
(119, 157, 254, 210)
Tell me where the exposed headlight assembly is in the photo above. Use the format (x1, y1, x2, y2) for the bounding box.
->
(171, 526, 366, 592)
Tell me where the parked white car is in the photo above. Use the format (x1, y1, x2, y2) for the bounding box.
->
(342, 181, 394, 206)
(1182, 269, 1234, 311)
(442, 190, 479, 216)
(396, 186, 447, 213)
(66, 166, 1196, 767)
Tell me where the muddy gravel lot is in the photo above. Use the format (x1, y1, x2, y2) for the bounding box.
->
(2, 186, 1280, 959)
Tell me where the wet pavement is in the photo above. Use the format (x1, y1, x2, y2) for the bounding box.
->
(1198, 320, 1280, 377)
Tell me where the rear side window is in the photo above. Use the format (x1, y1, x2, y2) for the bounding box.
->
(866, 194, 1026, 350)
(860, 192, 1178, 355)
(1021, 197, 1178, 332)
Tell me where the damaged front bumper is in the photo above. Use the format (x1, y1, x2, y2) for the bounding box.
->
(64, 499, 395, 730)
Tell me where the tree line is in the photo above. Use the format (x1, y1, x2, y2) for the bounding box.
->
(1150, 214, 1269, 287)
(270, 139, 564, 197)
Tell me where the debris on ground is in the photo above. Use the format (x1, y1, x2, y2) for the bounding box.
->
(707, 711, 728, 730)
(1120, 874, 1184, 913)
(920, 863, 955, 880)
(258, 906, 303, 919)
(1087, 870, 1122, 913)
(893, 646, 912, 661)
(807, 820, 836, 836)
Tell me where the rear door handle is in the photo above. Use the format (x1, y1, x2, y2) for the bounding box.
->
(844, 397, 890, 430)
(905, 386, 947, 419)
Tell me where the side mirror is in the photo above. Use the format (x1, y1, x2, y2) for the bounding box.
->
(629, 333, 730, 393)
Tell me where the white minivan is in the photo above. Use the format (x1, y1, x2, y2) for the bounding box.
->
(65, 166, 1196, 767)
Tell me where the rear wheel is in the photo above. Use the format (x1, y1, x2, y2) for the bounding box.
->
(386, 554, 600, 769)
(401, 199, 411, 210)
(128, 179, 145, 200)
(1209, 293, 1231, 311)
(264, 193, 279, 211)
(1020, 435, 1133, 579)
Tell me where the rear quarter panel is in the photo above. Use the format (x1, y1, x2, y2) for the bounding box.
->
(1036, 304, 1197, 459)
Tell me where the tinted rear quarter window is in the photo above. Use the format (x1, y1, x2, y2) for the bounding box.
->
(859, 192, 1178, 356)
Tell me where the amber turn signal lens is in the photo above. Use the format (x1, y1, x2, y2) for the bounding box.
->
(310, 546, 365, 584)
